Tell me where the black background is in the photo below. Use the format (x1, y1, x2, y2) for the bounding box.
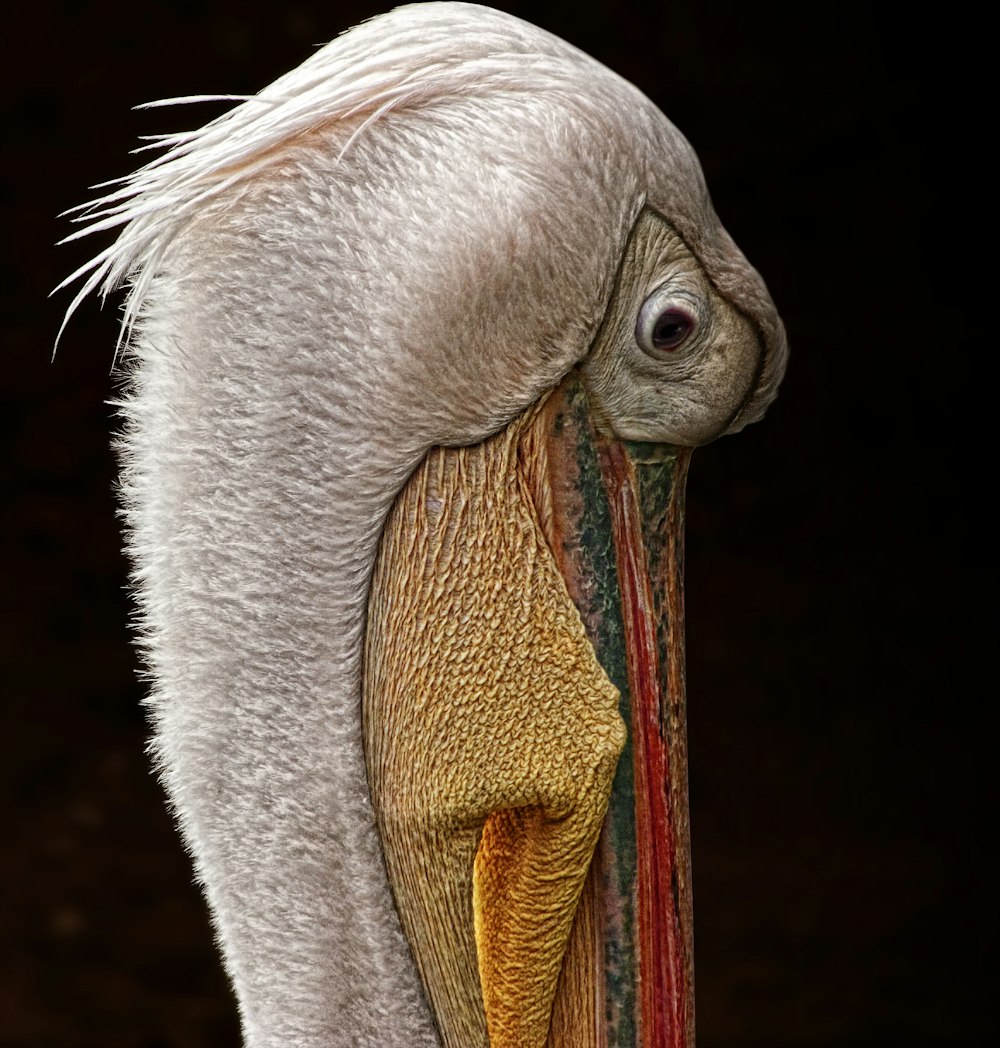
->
(3, 2, 991, 1046)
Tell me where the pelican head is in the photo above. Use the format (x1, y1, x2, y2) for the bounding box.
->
(61, 4, 786, 1046)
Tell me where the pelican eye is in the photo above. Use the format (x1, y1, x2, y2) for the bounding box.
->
(636, 291, 698, 356)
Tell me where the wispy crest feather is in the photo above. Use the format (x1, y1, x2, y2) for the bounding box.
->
(54, 2, 590, 356)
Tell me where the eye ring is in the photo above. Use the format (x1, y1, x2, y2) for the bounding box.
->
(635, 289, 698, 356)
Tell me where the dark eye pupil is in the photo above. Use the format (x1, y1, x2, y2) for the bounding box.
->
(652, 309, 692, 350)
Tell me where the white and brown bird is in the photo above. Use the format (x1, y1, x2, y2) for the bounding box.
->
(60, 4, 787, 1046)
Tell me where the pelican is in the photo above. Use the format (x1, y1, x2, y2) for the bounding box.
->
(60, 4, 787, 1046)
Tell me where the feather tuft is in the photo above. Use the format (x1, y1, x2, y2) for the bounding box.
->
(54, 2, 600, 359)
